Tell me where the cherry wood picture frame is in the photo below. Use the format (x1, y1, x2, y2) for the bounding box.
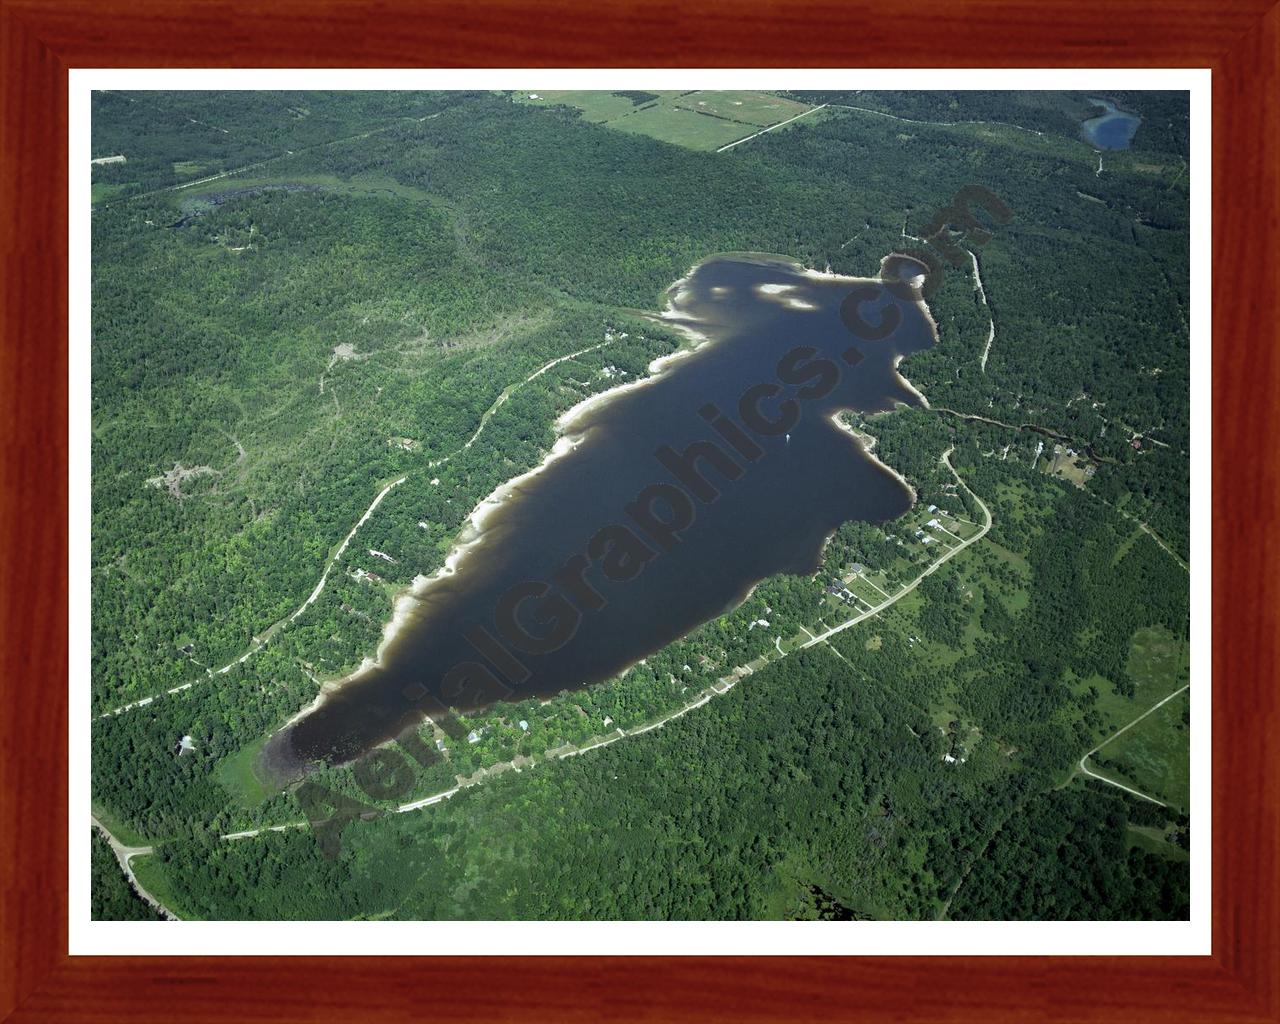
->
(2, 1, 1276, 1020)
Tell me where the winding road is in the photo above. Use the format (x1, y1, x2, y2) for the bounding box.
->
(828, 103, 1046, 138)
(99, 475, 408, 719)
(803, 448, 992, 650)
(219, 447, 994, 845)
(1074, 682, 1190, 806)
(92, 817, 176, 921)
(969, 249, 995, 373)
(99, 340, 616, 720)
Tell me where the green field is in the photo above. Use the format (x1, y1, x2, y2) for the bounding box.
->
(514, 89, 811, 151)
(91, 802, 152, 848)
(605, 102, 756, 151)
(214, 734, 273, 808)
(1093, 688, 1191, 811)
(1127, 625, 1190, 702)
(670, 90, 810, 127)
(1071, 624, 1189, 810)
(1128, 822, 1190, 862)
(514, 90, 685, 123)
(1066, 623, 1189, 748)
(91, 181, 130, 204)
(177, 171, 437, 205)
(130, 854, 193, 919)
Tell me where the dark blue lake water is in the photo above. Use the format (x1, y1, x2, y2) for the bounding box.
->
(262, 253, 937, 781)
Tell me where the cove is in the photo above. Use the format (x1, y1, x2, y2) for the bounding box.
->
(261, 253, 939, 783)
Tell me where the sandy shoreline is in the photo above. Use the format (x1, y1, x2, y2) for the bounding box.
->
(281, 265, 723, 724)
(826, 411, 919, 505)
(278, 250, 938, 736)
(285, 430, 590, 723)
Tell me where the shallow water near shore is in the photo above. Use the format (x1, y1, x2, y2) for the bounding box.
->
(1082, 97, 1142, 150)
(262, 253, 938, 783)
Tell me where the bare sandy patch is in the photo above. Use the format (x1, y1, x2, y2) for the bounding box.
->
(145, 462, 220, 500)
(319, 343, 371, 393)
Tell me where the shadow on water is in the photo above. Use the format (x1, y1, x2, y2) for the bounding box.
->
(1081, 97, 1142, 151)
(260, 252, 938, 787)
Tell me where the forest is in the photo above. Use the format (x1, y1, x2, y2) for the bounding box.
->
(89, 89, 1192, 921)
(91, 832, 162, 921)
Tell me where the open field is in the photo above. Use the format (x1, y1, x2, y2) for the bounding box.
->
(607, 102, 758, 151)
(1067, 626, 1189, 750)
(1092, 685, 1190, 811)
(514, 90, 813, 152)
(130, 854, 194, 919)
(513, 89, 687, 122)
(214, 734, 272, 808)
(91, 182, 130, 204)
(671, 90, 810, 127)
(172, 159, 209, 177)
(1127, 822, 1190, 862)
(1044, 443, 1096, 487)
(175, 171, 437, 206)
(1128, 626, 1191, 702)
(90, 802, 152, 848)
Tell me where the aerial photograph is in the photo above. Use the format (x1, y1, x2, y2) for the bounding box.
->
(89, 87, 1191, 923)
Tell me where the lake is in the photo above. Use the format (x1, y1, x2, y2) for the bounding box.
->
(1081, 97, 1142, 150)
(261, 253, 938, 783)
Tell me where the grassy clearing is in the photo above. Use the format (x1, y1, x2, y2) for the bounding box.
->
(1110, 524, 1145, 566)
(1127, 822, 1190, 862)
(92, 802, 153, 847)
(1127, 626, 1190, 703)
(176, 171, 436, 206)
(91, 182, 130, 204)
(130, 855, 195, 919)
(1070, 619, 1187, 747)
(513, 90, 687, 122)
(1042, 444, 1095, 487)
(608, 102, 755, 151)
(1094, 688, 1190, 811)
(515, 90, 637, 122)
(514, 89, 813, 152)
(214, 733, 272, 808)
(671, 91, 810, 128)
